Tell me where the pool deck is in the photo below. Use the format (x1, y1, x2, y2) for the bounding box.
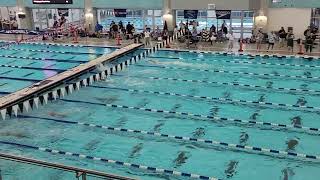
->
(0, 43, 142, 110)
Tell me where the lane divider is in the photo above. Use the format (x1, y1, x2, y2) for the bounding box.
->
(0, 64, 65, 72)
(20, 41, 116, 49)
(59, 99, 320, 135)
(169, 49, 320, 60)
(134, 64, 320, 81)
(113, 74, 320, 95)
(0, 54, 87, 64)
(0, 76, 40, 82)
(89, 86, 320, 112)
(2, 47, 104, 56)
(149, 56, 320, 69)
(19, 115, 320, 162)
(0, 140, 219, 180)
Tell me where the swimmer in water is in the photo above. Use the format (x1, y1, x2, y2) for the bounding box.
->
(282, 168, 295, 180)
(250, 112, 259, 120)
(114, 116, 128, 127)
(84, 139, 100, 151)
(171, 104, 182, 111)
(137, 98, 150, 108)
(239, 132, 249, 145)
(95, 95, 119, 104)
(129, 143, 143, 158)
(300, 84, 308, 90)
(48, 111, 68, 118)
(272, 71, 279, 76)
(192, 127, 206, 138)
(173, 151, 189, 167)
(304, 71, 312, 77)
(223, 91, 231, 99)
(225, 160, 239, 178)
(286, 138, 299, 151)
(258, 94, 266, 102)
(291, 116, 302, 127)
(295, 97, 307, 106)
(266, 81, 273, 88)
(210, 106, 219, 116)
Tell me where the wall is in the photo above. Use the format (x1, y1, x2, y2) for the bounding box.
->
(267, 8, 311, 39)
(171, 0, 250, 10)
(0, 0, 16, 7)
(92, 0, 163, 9)
(270, 0, 320, 8)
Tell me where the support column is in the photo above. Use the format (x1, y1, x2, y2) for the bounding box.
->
(17, 0, 33, 30)
(84, 0, 97, 33)
(162, 0, 175, 31)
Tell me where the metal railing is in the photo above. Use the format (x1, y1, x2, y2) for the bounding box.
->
(0, 152, 137, 180)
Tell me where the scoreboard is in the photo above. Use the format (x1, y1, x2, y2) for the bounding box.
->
(33, 0, 73, 4)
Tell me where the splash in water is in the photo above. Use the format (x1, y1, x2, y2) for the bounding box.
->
(303, 71, 312, 77)
(295, 97, 307, 106)
(239, 132, 249, 145)
(250, 112, 259, 120)
(153, 122, 165, 132)
(266, 81, 273, 88)
(291, 116, 302, 127)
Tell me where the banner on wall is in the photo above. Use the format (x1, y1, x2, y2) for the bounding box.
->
(114, 9, 127, 17)
(216, 10, 231, 19)
(184, 10, 198, 19)
(58, 8, 69, 17)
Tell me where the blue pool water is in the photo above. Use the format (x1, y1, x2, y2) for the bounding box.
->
(0, 42, 115, 96)
(0, 48, 320, 180)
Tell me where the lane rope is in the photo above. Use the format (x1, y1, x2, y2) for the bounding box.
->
(135, 64, 320, 81)
(0, 54, 87, 64)
(90, 86, 320, 113)
(113, 74, 320, 95)
(0, 140, 220, 180)
(18, 115, 320, 162)
(0, 64, 65, 72)
(59, 99, 320, 135)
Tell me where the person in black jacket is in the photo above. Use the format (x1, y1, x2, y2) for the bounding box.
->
(278, 27, 286, 48)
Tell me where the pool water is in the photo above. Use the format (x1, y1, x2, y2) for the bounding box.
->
(0, 49, 320, 180)
(0, 42, 114, 96)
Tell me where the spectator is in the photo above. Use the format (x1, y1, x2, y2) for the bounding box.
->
(256, 29, 264, 51)
(305, 31, 314, 54)
(210, 24, 216, 34)
(278, 27, 286, 48)
(267, 31, 275, 50)
(144, 28, 151, 47)
(287, 29, 295, 53)
(226, 31, 235, 52)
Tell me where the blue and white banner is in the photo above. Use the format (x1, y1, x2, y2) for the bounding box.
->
(184, 10, 198, 19)
(216, 10, 231, 19)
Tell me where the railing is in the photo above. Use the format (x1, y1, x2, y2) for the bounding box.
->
(0, 152, 137, 180)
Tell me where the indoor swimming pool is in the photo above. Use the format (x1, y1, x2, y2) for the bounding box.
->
(0, 49, 320, 180)
(0, 42, 114, 96)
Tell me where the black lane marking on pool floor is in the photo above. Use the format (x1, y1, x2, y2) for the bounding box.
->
(89, 86, 320, 113)
(0, 54, 87, 64)
(0, 140, 219, 180)
(0, 64, 65, 72)
(58, 99, 320, 135)
(16, 115, 320, 162)
(0, 76, 40, 82)
(134, 64, 320, 82)
(112, 74, 320, 96)
(148, 56, 320, 69)
(5, 47, 104, 56)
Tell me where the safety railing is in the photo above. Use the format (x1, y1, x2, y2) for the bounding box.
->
(0, 152, 137, 180)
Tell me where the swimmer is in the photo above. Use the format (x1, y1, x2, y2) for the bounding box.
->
(129, 143, 143, 158)
(137, 98, 150, 108)
(84, 139, 100, 151)
(115, 116, 128, 127)
(0, 131, 30, 138)
(48, 111, 68, 118)
(94, 95, 119, 104)
(225, 160, 239, 178)
(295, 97, 307, 106)
(258, 94, 266, 102)
(300, 84, 308, 90)
(223, 91, 231, 99)
(266, 81, 273, 88)
(250, 112, 259, 120)
(173, 151, 189, 167)
(304, 71, 312, 77)
(239, 132, 249, 145)
(282, 168, 295, 180)
(210, 106, 219, 116)
(291, 116, 302, 127)
(192, 127, 206, 138)
(272, 71, 279, 76)
(286, 138, 299, 151)
(171, 104, 182, 111)
(153, 122, 165, 132)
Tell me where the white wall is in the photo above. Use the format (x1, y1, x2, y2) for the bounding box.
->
(267, 8, 311, 39)
(171, 0, 250, 10)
